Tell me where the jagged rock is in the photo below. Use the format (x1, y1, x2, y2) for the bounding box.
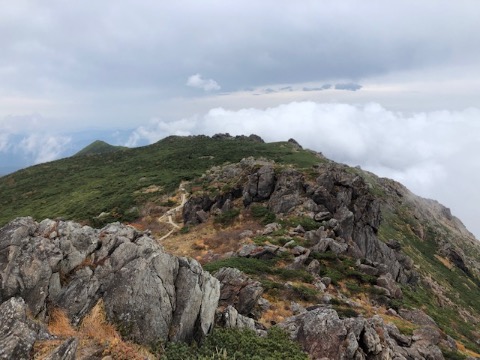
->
(279, 307, 444, 360)
(0, 218, 220, 347)
(214, 267, 263, 318)
(358, 263, 380, 277)
(262, 222, 281, 235)
(291, 301, 307, 315)
(183, 195, 215, 225)
(306, 259, 321, 274)
(236, 244, 282, 260)
(377, 273, 403, 299)
(243, 164, 275, 205)
(312, 237, 349, 255)
(287, 249, 311, 270)
(219, 305, 255, 330)
(293, 224, 305, 233)
(0, 297, 49, 360)
(399, 309, 437, 327)
(386, 239, 402, 250)
(268, 169, 306, 214)
(385, 323, 411, 347)
(279, 307, 348, 359)
(44, 338, 78, 360)
(314, 211, 332, 221)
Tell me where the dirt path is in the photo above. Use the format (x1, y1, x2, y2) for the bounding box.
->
(158, 185, 188, 240)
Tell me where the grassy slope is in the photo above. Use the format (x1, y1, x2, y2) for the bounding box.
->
(74, 140, 127, 157)
(0, 136, 321, 226)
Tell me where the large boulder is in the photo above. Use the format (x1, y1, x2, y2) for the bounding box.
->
(214, 267, 264, 318)
(0, 217, 220, 347)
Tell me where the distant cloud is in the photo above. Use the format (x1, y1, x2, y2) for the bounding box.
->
(0, 114, 71, 164)
(0, 133, 10, 152)
(334, 83, 362, 91)
(125, 117, 196, 147)
(186, 74, 221, 92)
(17, 134, 71, 164)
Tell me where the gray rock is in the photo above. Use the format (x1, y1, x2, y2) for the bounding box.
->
(268, 169, 306, 214)
(0, 218, 220, 347)
(44, 338, 78, 360)
(399, 309, 437, 327)
(307, 259, 321, 274)
(377, 273, 403, 299)
(214, 267, 263, 318)
(315, 211, 332, 222)
(220, 305, 256, 330)
(0, 297, 40, 360)
(243, 165, 275, 205)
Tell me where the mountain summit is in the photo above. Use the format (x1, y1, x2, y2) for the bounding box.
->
(0, 135, 479, 359)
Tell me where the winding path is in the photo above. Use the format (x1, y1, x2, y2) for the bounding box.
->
(158, 185, 188, 240)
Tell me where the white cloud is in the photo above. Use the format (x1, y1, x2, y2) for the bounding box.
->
(127, 102, 480, 238)
(0, 133, 10, 152)
(17, 134, 71, 164)
(125, 117, 196, 147)
(186, 74, 221, 92)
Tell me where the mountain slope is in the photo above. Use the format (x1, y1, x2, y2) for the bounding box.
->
(1, 134, 480, 358)
(0, 135, 321, 226)
(74, 140, 127, 157)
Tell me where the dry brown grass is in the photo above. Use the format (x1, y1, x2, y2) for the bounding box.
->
(434, 254, 454, 269)
(457, 342, 480, 358)
(36, 301, 156, 360)
(259, 295, 294, 327)
(48, 307, 77, 337)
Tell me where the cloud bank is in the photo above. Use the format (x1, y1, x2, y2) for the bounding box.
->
(126, 102, 480, 238)
(0, 115, 71, 164)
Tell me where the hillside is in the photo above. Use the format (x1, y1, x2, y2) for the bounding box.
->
(0, 135, 319, 227)
(1, 135, 480, 359)
(73, 140, 127, 157)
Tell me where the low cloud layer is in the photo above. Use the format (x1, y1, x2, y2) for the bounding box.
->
(0, 115, 71, 164)
(126, 102, 480, 238)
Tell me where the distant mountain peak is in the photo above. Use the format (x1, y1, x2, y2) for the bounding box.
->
(74, 140, 126, 157)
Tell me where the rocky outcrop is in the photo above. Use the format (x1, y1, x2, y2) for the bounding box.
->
(243, 164, 276, 205)
(214, 267, 263, 318)
(0, 297, 51, 360)
(0, 217, 220, 347)
(279, 306, 445, 360)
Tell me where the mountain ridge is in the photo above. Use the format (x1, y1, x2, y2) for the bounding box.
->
(0, 134, 479, 359)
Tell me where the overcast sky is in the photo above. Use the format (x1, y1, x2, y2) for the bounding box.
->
(1, 0, 480, 237)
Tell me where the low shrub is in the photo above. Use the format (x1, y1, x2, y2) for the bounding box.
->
(163, 327, 308, 360)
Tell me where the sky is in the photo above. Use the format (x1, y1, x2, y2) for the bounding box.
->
(1, 0, 480, 237)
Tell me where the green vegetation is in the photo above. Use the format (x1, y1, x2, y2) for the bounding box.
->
(0, 136, 321, 226)
(250, 204, 276, 225)
(312, 252, 377, 286)
(163, 327, 308, 360)
(74, 140, 127, 157)
(214, 208, 240, 226)
(283, 216, 320, 231)
(379, 203, 480, 353)
(203, 257, 313, 284)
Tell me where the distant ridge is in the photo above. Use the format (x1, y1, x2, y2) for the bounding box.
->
(74, 140, 127, 157)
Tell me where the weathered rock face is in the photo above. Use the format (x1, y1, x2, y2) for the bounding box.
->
(184, 162, 417, 285)
(214, 267, 264, 318)
(0, 217, 220, 347)
(279, 306, 445, 360)
(0, 297, 51, 360)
